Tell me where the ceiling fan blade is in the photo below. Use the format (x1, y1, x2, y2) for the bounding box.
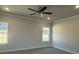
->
(38, 6, 42, 11)
(40, 7, 47, 12)
(28, 8, 37, 12)
(30, 13, 37, 15)
(43, 12, 52, 14)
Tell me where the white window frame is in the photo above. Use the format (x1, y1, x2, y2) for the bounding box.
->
(0, 22, 8, 44)
(42, 27, 50, 42)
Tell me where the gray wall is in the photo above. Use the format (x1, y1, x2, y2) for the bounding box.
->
(0, 14, 51, 52)
(52, 15, 79, 53)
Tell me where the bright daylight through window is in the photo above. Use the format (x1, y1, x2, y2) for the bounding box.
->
(42, 27, 50, 42)
(0, 22, 8, 44)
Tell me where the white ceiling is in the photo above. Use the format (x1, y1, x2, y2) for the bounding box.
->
(0, 5, 79, 22)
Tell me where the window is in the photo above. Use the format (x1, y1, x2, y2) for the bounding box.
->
(0, 22, 8, 44)
(42, 27, 50, 42)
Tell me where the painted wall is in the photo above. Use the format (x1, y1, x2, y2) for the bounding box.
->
(0, 14, 51, 52)
(52, 15, 79, 53)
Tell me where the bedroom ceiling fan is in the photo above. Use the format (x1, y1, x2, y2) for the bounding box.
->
(28, 6, 52, 16)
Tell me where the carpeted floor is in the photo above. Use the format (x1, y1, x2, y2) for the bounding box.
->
(0, 47, 72, 54)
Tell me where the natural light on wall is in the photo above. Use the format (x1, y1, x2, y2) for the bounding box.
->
(75, 5, 79, 9)
(0, 22, 8, 44)
(42, 27, 50, 42)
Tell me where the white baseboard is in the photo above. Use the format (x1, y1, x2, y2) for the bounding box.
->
(0, 45, 50, 53)
(52, 45, 77, 54)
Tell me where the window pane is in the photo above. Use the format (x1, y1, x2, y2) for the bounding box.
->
(2, 34, 7, 37)
(3, 37, 7, 43)
(0, 34, 2, 37)
(0, 37, 7, 44)
(2, 30, 8, 33)
(0, 37, 3, 43)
